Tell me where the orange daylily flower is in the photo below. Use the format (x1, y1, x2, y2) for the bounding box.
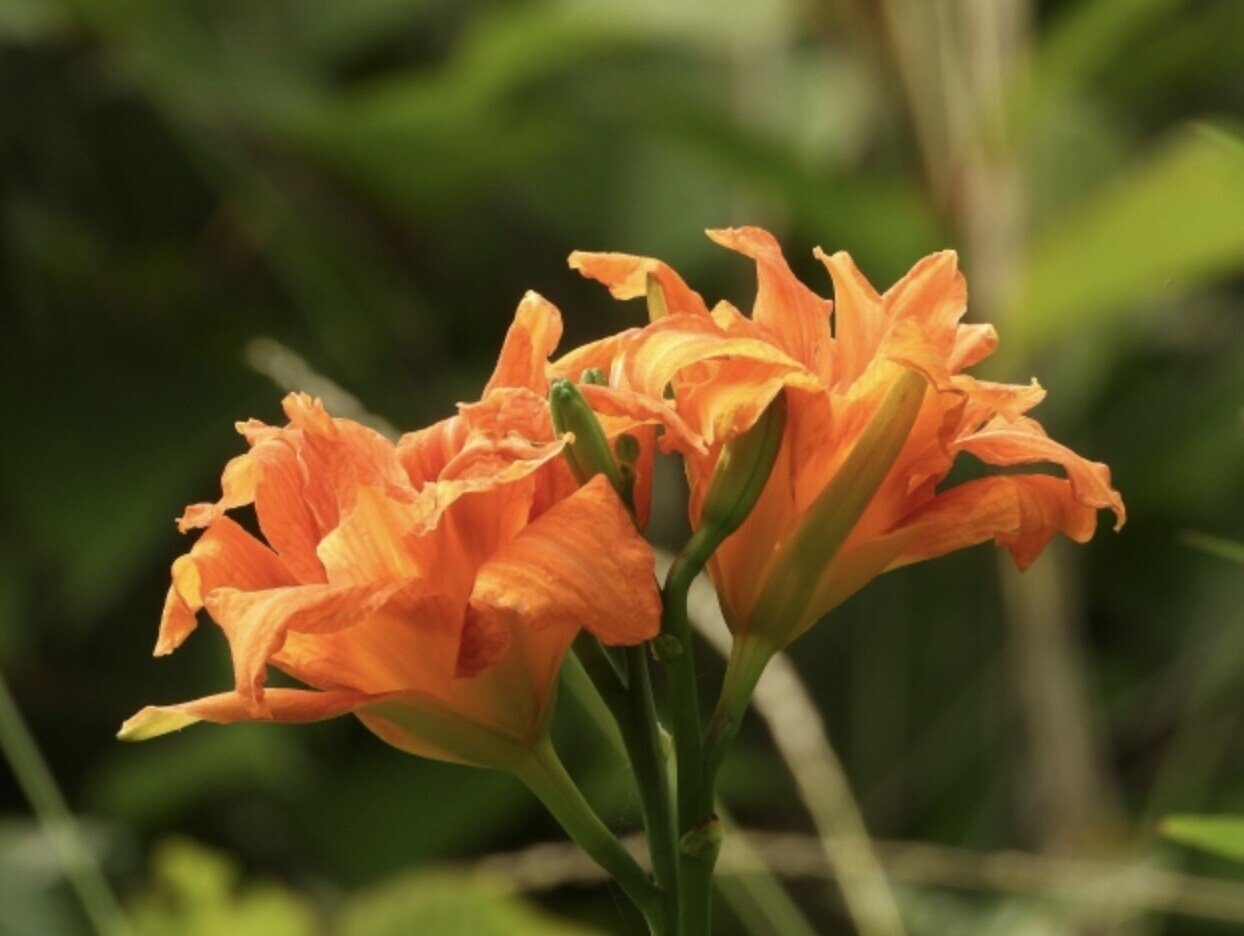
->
(120, 297, 668, 769)
(571, 227, 1125, 653)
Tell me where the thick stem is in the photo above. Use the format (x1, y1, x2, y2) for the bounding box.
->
(661, 527, 721, 936)
(625, 645, 681, 934)
(512, 737, 663, 932)
(573, 634, 679, 931)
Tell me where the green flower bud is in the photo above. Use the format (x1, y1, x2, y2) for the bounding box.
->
(549, 378, 622, 490)
(580, 367, 608, 386)
(699, 392, 788, 539)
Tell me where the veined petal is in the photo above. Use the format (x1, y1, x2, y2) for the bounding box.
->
(397, 414, 468, 488)
(707, 227, 834, 383)
(247, 436, 328, 583)
(816, 248, 886, 388)
(881, 250, 966, 358)
(177, 453, 260, 531)
(948, 322, 998, 371)
(569, 251, 710, 318)
(954, 376, 1046, 425)
(484, 291, 563, 395)
(118, 687, 386, 741)
(282, 392, 414, 522)
(207, 581, 407, 712)
(550, 329, 639, 386)
(469, 474, 660, 647)
(457, 387, 554, 443)
(956, 415, 1126, 529)
(579, 384, 705, 455)
(156, 517, 295, 656)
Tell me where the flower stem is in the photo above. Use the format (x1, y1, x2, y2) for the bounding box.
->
(572, 635, 679, 933)
(625, 645, 681, 933)
(662, 526, 721, 936)
(512, 736, 664, 932)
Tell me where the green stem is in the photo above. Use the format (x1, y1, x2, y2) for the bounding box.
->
(662, 527, 722, 936)
(573, 636, 679, 933)
(703, 634, 777, 792)
(624, 645, 681, 934)
(512, 736, 663, 932)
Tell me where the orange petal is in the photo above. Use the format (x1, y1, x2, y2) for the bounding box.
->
(954, 376, 1046, 425)
(396, 414, 467, 487)
(177, 453, 261, 532)
(956, 416, 1126, 529)
(579, 383, 705, 455)
(118, 687, 386, 741)
(816, 248, 886, 388)
(484, 291, 564, 395)
(948, 322, 997, 371)
(881, 250, 966, 358)
(893, 474, 1102, 572)
(274, 592, 465, 700)
(568, 252, 710, 318)
(457, 387, 554, 443)
(469, 474, 660, 647)
(620, 313, 818, 444)
(156, 517, 295, 656)
(550, 330, 643, 387)
(246, 436, 329, 583)
(281, 392, 415, 525)
(707, 227, 834, 383)
(206, 581, 407, 712)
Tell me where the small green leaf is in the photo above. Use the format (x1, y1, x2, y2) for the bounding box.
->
(1160, 815, 1244, 862)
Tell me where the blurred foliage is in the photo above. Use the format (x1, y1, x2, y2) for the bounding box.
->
(1162, 816, 1244, 864)
(1, 0, 1242, 933)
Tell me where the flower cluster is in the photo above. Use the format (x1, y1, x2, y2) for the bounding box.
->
(122, 227, 1124, 934)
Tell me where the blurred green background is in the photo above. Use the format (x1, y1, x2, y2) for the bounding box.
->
(2, 0, 1243, 933)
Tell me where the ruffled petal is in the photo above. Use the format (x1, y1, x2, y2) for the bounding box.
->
(956, 415, 1126, 530)
(207, 580, 407, 713)
(707, 227, 834, 383)
(484, 291, 563, 395)
(177, 453, 261, 531)
(881, 250, 966, 359)
(620, 313, 819, 444)
(816, 248, 886, 388)
(118, 688, 386, 741)
(948, 323, 997, 371)
(569, 251, 710, 317)
(156, 517, 295, 656)
(397, 414, 468, 488)
(469, 474, 660, 647)
(892, 473, 1103, 572)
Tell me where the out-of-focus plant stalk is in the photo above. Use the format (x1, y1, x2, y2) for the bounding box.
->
(0, 673, 134, 936)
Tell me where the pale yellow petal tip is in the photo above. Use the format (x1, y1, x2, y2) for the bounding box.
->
(117, 707, 200, 742)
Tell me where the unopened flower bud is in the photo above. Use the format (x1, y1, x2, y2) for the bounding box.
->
(549, 378, 622, 490)
(699, 393, 787, 539)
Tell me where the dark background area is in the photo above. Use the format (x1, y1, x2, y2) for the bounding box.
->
(1, 1, 1242, 933)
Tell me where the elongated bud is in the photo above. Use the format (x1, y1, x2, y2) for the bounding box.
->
(645, 273, 668, 322)
(751, 368, 927, 646)
(699, 393, 787, 539)
(549, 378, 622, 490)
